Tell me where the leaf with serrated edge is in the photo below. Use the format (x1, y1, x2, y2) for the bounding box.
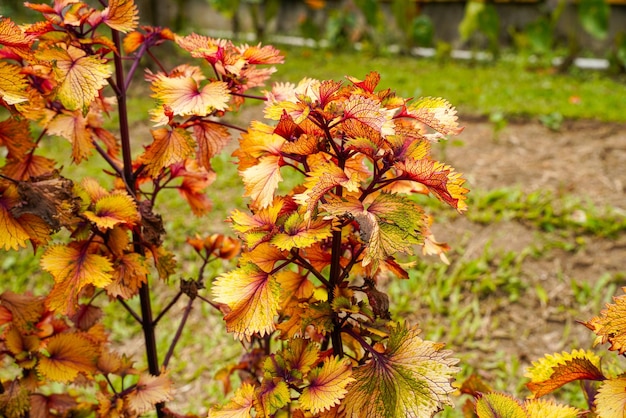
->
(405, 97, 463, 137)
(241, 154, 283, 209)
(213, 263, 280, 339)
(342, 323, 459, 417)
(524, 398, 580, 418)
(0, 291, 44, 331)
(151, 73, 229, 118)
(300, 356, 354, 415)
(0, 62, 29, 104)
(524, 349, 604, 398)
(271, 213, 332, 251)
(36, 45, 111, 112)
(46, 110, 93, 163)
(37, 333, 97, 382)
(41, 243, 114, 315)
(0, 193, 31, 250)
(101, 0, 138, 33)
(255, 379, 290, 416)
(595, 377, 626, 418)
(585, 292, 626, 354)
(140, 128, 195, 177)
(125, 372, 174, 414)
(83, 192, 140, 230)
(209, 383, 255, 418)
(475, 392, 527, 418)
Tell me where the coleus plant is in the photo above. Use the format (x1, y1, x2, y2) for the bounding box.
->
(208, 72, 470, 416)
(0, 0, 282, 416)
(460, 288, 626, 418)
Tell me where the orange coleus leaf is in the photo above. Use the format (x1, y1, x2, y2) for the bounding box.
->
(584, 291, 626, 354)
(106, 252, 149, 300)
(151, 71, 230, 119)
(139, 127, 195, 177)
(48, 110, 94, 163)
(208, 382, 256, 418)
(279, 337, 320, 376)
(101, 0, 138, 33)
(2, 155, 56, 181)
(37, 333, 98, 382)
(524, 349, 605, 398)
(193, 121, 231, 170)
(213, 263, 281, 339)
(300, 356, 354, 415)
(0, 291, 45, 331)
(172, 160, 216, 216)
(83, 191, 140, 230)
(396, 158, 468, 212)
(123, 30, 144, 53)
(342, 323, 460, 417)
(237, 43, 284, 64)
(275, 270, 315, 307)
(240, 154, 284, 209)
(0, 17, 34, 56)
(0, 62, 29, 105)
(341, 94, 392, 135)
(475, 392, 527, 418)
(595, 377, 626, 418)
(36, 44, 111, 112)
(30, 393, 78, 417)
(41, 243, 114, 315)
(0, 118, 33, 159)
(240, 241, 287, 273)
(294, 156, 360, 216)
(0, 379, 30, 418)
(125, 372, 174, 414)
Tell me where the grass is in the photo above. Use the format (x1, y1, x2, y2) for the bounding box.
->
(272, 47, 626, 123)
(2, 46, 626, 415)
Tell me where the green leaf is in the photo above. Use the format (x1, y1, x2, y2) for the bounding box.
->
(342, 323, 459, 417)
(579, 0, 610, 40)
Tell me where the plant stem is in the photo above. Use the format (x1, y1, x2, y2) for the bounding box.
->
(162, 297, 194, 369)
(112, 29, 164, 417)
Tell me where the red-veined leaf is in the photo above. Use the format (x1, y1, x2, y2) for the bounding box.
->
(524, 349, 605, 398)
(37, 333, 98, 382)
(255, 379, 290, 417)
(404, 97, 463, 137)
(106, 253, 149, 300)
(139, 127, 195, 177)
(300, 356, 354, 415)
(193, 121, 231, 170)
(151, 72, 230, 118)
(101, 0, 138, 33)
(240, 241, 287, 273)
(0, 17, 34, 57)
(2, 155, 56, 181)
(41, 243, 114, 315)
(341, 94, 392, 134)
(342, 323, 459, 417)
(125, 372, 174, 414)
(36, 45, 111, 112)
(83, 191, 140, 229)
(213, 263, 280, 339)
(0, 189, 31, 250)
(271, 213, 332, 251)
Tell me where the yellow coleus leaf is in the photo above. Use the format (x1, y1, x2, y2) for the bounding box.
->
(41, 243, 114, 315)
(37, 333, 98, 382)
(240, 154, 283, 209)
(37, 44, 111, 112)
(209, 382, 255, 418)
(83, 191, 140, 230)
(475, 392, 527, 418)
(300, 356, 354, 415)
(0, 16, 34, 58)
(342, 323, 459, 418)
(0, 62, 29, 105)
(101, 0, 138, 33)
(585, 291, 626, 354)
(271, 213, 332, 251)
(213, 263, 280, 339)
(524, 349, 604, 398)
(139, 127, 195, 177)
(240, 241, 288, 273)
(404, 97, 464, 138)
(255, 379, 290, 417)
(0, 190, 31, 251)
(595, 377, 626, 418)
(125, 372, 174, 415)
(524, 398, 580, 418)
(151, 72, 230, 119)
(280, 338, 320, 376)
